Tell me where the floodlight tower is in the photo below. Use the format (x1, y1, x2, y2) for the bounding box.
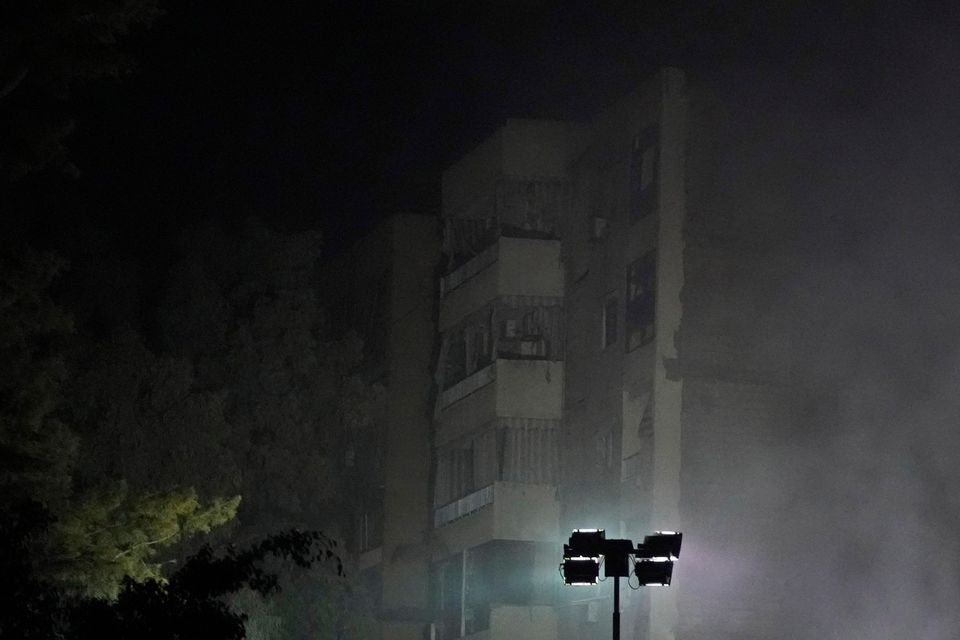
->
(562, 529, 682, 640)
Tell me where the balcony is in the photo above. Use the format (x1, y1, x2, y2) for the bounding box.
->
(436, 359, 564, 441)
(434, 484, 494, 528)
(440, 236, 563, 331)
(430, 536, 560, 640)
(433, 482, 560, 553)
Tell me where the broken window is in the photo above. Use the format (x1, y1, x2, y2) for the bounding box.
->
(442, 306, 494, 389)
(496, 298, 563, 360)
(629, 126, 659, 223)
(625, 251, 657, 351)
(438, 298, 563, 394)
(435, 445, 477, 507)
(434, 419, 558, 507)
(495, 419, 559, 485)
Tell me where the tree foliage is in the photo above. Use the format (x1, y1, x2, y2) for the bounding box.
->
(67, 328, 242, 500)
(152, 220, 384, 637)
(0, 245, 240, 601)
(0, 501, 341, 640)
(0, 0, 162, 180)
(0, 244, 76, 506)
(158, 220, 379, 536)
(47, 482, 240, 598)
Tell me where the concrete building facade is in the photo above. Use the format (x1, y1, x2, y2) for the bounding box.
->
(426, 67, 803, 640)
(340, 68, 805, 640)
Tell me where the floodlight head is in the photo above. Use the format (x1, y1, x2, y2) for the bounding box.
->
(568, 528, 606, 558)
(634, 559, 674, 586)
(638, 531, 682, 560)
(563, 557, 600, 585)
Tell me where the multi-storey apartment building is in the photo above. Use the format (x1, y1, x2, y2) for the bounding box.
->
(428, 67, 803, 640)
(336, 68, 805, 640)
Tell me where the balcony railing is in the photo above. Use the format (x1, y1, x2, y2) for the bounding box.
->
(442, 242, 498, 297)
(441, 178, 568, 271)
(439, 362, 496, 409)
(434, 484, 495, 528)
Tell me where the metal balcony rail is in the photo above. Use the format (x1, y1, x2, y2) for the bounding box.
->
(434, 484, 495, 528)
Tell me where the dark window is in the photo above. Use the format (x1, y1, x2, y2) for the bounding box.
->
(445, 330, 466, 387)
(434, 445, 476, 507)
(629, 126, 659, 223)
(626, 252, 657, 351)
(443, 307, 494, 389)
(602, 296, 619, 349)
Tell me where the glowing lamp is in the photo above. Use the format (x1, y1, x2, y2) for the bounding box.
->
(638, 531, 682, 561)
(563, 557, 600, 585)
(634, 559, 674, 586)
(567, 528, 606, 559)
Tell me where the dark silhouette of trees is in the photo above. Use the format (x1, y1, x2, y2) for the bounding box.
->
(1, 501, 342, 639)
(0, 0, 161, 180)
(1, 4, 374, 635)
(0, 245, 241, 600)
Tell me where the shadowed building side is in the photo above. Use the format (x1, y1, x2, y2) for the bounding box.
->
(322, 213, 440, 640)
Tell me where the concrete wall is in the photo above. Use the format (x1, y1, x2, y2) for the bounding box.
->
(434, 482, 560, 557)
(439, 237, 563, 331)
(331, 214, 440, 640)
(489, 605, 558, 640)
(380, 215, 440, 636)
(434, 358, 563, 446)
(501, 119, 588, 179)
(497, 237, 563, 297)
(435, 381, 498, 447)
(442, 119, 588, 221)
(439, 259, 498, 330)
(648, 67, 687, 640)
(496, 360, 564, 420)
(492, 482, 560, 542)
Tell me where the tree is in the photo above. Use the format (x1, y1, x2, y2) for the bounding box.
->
(67, 328, 242, 501)
(158, 220, 376, 536)
(0, 0, 162, 180)
(0, 244, 76, 506)
(1, 244, 240, 599)
(156, 220, 384, 638)
(0, 500, 342, 640)
(76, 528, 343, 639)
(0, 0, 250, 609)
(46, 482, 240, 598)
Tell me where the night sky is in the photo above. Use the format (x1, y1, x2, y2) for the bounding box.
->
(62, 1, 959, 254)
